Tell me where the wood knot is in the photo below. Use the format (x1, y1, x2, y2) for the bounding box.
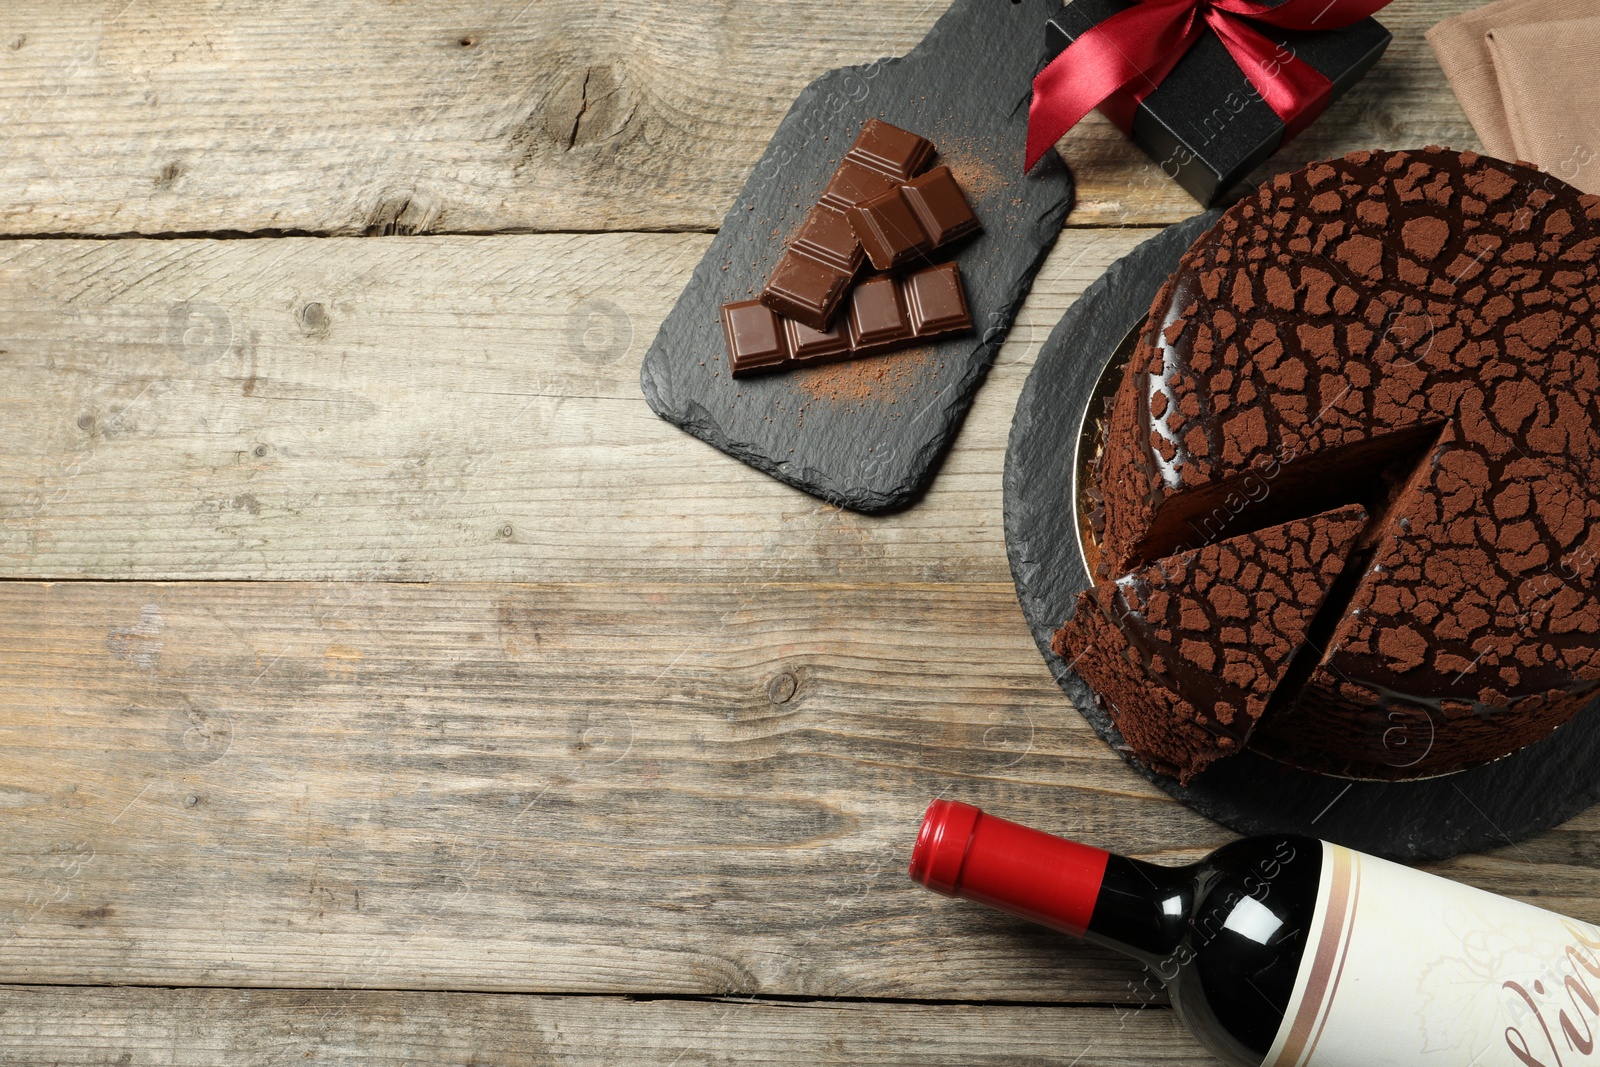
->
(511, 64, 636, 168)
(297, 301, 331, 337)
(362, 192, 439, 236)
(766, 672, 798, 705)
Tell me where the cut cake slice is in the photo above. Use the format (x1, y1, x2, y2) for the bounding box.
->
(1052, 505, 1369, 782)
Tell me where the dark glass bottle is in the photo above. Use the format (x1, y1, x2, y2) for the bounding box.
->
(909, 800, 1322, 1067)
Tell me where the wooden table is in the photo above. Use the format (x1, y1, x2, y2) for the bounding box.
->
(2, 1, 1589, 1062)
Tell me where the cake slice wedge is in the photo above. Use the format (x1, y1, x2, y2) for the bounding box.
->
(1052, 505, 1369, 783)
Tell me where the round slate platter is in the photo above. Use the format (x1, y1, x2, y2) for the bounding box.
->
(1002, 215, 1600, 862)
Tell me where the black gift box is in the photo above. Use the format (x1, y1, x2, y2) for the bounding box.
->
(1046, 0, 1391, 206)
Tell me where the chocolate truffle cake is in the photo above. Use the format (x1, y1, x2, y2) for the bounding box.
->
(1089, 147, 1600, 780)
(1054, 507, 1367, 783)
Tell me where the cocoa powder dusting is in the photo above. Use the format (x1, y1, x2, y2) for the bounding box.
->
(944, 151, 1007, 204)
(793, 347, 939, 406)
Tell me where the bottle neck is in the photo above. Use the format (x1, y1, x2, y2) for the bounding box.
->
(909, 801, 1191, 967)
(1086, 853, 1193, 967)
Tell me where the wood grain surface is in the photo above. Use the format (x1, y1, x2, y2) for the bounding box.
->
(0, 229, 1148, 583)
(0, 0, 1575, 1062)
(0, 0, 1474, 237)
(2, 579, 1595, 1004)
(0, 578, 1182, 998)
(0, 986, 1199, 1066)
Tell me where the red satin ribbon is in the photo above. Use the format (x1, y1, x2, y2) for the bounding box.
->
(1026, 0, 1393, 172)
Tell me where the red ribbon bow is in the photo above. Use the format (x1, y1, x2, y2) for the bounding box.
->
(1026, 0, 1393, 172)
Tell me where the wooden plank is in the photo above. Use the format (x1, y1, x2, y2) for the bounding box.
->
(0, 986, 1197, 1066)
(0, 229, 1150, 583)
(0, 0, 1477, 236)
(0, 578, 1191, 998)
(3, 580, 1597, 998)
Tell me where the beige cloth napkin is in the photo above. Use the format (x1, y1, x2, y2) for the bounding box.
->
(1427, 0, 1600, 194)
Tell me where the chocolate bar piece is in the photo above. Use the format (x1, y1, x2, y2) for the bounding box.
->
(720, 301, 789, 375)
(726, 262, 972, 377)
(901, 167, 983, 247)
(847, 166, 981, 271)
(759, 120, 935, 330)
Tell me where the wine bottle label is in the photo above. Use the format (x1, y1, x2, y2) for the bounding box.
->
(1265, 841, 1600, 1067)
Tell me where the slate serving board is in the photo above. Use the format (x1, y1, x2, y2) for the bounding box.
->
(641, 0, 1075, 513)
(1003, 217, 1600, 861)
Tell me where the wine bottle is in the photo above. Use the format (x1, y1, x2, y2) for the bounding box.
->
(909, 799, 1600, 1067)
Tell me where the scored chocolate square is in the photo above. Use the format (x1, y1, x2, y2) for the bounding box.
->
(763, 252, 855, 331)
(784, 316, 852, 366)
(848, 191, 932, 273)
(792, 207, 866, 275)
(847, 165, 980, 271)
(902, 167, 982, 247)
(820, 163, 901, 214)
(758, 119, 935, 331)
(720, 301, 788, 375)
(848, 120, 936, 179)
(905, 262, 970, 334)
(847, 275, 911, 356)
